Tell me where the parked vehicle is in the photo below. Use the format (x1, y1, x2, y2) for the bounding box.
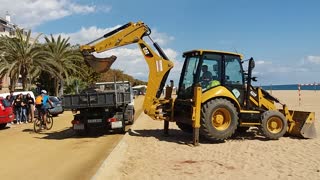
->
(0, 98, 15, 129)
(34, 96, 64, 117)
(62, 81, 135, 135)
(48, 96, 64, 116)
(0, 91, 35, 100)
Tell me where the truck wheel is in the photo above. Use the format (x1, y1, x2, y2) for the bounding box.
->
(0, 123, 7, 129)
(261, 110, 287, 140)
(200, 98, 238, 141)
(176, 122, 193, 133)
(128, 109, 135, 125)
(121, 117, 126, 134)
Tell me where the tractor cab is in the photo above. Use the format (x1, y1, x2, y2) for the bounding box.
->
(174, 50, 246, 125)
(177, 50, 245, 101)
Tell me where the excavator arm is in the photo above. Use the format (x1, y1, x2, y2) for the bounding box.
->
(80, 21, 174, 120)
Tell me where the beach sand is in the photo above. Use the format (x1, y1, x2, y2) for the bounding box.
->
(94, 91, 320, 180)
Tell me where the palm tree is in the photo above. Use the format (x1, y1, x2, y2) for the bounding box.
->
(0, 29, 62, 91)
(43, 35, 87, 96)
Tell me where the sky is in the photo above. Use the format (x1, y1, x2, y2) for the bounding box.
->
(1, 0, 320, 85)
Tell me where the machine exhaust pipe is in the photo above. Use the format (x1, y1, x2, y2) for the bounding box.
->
(83, 53, 117, 73)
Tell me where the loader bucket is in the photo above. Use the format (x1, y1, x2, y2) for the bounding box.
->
(83, 54, 117, 73)
(285, 110, 316, 139)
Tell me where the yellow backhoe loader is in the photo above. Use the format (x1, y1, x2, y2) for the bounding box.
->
(80, 21, 316, 145)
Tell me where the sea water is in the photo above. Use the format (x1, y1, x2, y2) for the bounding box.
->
(260, 84, 319, 91)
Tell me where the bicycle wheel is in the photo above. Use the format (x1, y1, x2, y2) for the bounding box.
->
(46, 116, 53, 130)
(34, 119, 42, 133)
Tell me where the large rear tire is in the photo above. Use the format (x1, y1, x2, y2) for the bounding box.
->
(200, 98, 238, 141)
(128, 109, 135, 125)
(261, 110, 287, 140)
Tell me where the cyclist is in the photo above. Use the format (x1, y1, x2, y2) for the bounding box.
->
(35, 90, 53, 126)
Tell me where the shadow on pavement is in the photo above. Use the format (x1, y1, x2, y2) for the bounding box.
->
(33, 127, 124, 140)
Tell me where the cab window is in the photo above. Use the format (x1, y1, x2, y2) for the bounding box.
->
(224, 56, 244, 85)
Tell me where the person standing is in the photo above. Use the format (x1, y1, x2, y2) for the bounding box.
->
(8, 91, 15, 106)
(13, 94, 22, 124)
(21, 94, 28, 123)
(26, 93, 35, 122)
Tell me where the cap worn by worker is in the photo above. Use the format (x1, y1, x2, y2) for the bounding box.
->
(41, 90, 47, 94)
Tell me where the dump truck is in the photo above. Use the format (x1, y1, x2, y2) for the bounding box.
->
(79, 21, 316, 144)
(62, 81, 135, 135)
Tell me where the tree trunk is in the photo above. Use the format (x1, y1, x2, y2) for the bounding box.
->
(21, 67, 29, 91)
(59, 79, 64, 97)
(22, 74, 28, 91)
(9, 77, 16, 91)
(54, 78, 59, 96)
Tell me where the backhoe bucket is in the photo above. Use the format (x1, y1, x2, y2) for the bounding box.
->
(83, 54, 117, 73)
(285, 110, 316, 139)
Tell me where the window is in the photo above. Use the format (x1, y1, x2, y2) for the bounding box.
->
(224, 55, 243, 85)
(178, 56, 199, 98)
(200, 54, 222, 90)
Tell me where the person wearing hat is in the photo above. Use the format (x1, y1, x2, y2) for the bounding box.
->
(35, 90, 53, 125)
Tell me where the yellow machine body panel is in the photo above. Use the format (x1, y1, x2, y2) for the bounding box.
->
(201, 86, 241, 110)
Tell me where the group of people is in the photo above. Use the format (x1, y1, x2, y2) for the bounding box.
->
(6, 91, 34, 124)
(5, 90, 52, 124)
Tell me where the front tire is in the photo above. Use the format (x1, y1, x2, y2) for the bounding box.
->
(34, 119, 42, 133)
(200, 98, 238, 141)
(0, 123, 7, 129)
(261, 110, 287, 140)
(46, 116, 53, 130)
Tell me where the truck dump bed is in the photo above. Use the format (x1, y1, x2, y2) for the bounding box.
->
(62, 91, 131, 109)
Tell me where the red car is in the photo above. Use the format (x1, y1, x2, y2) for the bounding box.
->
(0, 97, 15, 129)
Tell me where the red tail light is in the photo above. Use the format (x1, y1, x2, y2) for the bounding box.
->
(71, 120, 80, 125)
(0, 104, 4, 110)
(107, 117, 117, 122)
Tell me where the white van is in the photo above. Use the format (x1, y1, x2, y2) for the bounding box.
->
(0, 91, 35, 100)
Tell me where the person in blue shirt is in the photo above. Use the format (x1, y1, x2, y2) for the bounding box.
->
(37, 90, 53, 123)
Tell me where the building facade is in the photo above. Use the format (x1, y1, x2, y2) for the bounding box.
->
(0, 12, 29, 92)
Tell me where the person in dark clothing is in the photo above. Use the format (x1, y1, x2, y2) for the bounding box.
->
(26, 93, 35, 122)
(21, 94, 28, 123)
(8, 91, 15, 106)
(13, 94, 22, 124)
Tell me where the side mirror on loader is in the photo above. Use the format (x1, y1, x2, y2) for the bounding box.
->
(249, 57, 255, 69)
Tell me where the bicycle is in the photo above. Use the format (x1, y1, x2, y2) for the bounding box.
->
(34, 107, 54, 133)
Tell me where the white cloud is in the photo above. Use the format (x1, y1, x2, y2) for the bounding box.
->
(255, 60, 272, 65)
(305, 56, 320, 65)
(54, 25, 121, 45)
(50, 25, 180, 82)
(0, 0, 99, 28)
(150, 29, 175, 46)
